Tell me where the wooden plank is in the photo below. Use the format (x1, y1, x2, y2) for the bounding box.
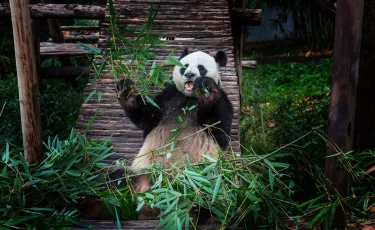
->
(10, 0, 42, 163)
(325, 0, 364, 229)
(242, 60, 257, 69)
(0, 3, 105, 19)
(61, 25, 100, 30)
(40, 42, 96, 56)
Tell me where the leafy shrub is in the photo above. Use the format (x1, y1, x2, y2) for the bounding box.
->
(240, 60, 331, 202)
(0, 76, 87, 146)
(0, 131, 135, 229)
(137, 152, 297, 229)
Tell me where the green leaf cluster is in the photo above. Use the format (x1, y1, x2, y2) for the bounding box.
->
(0, 130, 134, 229)
(137, 153, 297, 229)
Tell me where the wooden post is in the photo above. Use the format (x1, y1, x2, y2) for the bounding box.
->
(30, 0, 41, 87)
(47, 19, 65, 43)
(325, 0, 364, 229)
(353, 1, 375, 150)
(10, 0, 43, 163)
(228, 0, 245, 105)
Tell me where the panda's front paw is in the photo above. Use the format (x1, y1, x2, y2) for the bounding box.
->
(193, 77, 219, 102)
(116, 79, 138, 108)
(116, 79, 134, 93)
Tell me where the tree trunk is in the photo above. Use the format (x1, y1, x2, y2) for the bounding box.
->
(325, 0, 364, 229)
(10, 0, 43, 163)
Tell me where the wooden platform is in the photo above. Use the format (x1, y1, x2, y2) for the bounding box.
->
(75, 0, 241, 164)
(74, 0, 241, 226)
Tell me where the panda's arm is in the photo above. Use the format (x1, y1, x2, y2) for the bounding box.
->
(117, 80, 178, 137)
(194, 77, 234, 148)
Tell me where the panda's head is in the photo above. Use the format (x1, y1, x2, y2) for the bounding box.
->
(172, 48, 227, 96)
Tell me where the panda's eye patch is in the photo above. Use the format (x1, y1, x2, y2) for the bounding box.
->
(180, 65, 187, 75)
(197, 65, 207, 77)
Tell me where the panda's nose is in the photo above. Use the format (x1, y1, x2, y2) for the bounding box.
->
(184, 72, 196, 79)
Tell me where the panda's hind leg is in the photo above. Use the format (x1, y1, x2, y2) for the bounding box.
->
(134, 174, 160, 219)
(131, 149, 159, 219)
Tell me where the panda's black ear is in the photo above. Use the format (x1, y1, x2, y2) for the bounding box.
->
(179, 48, 189, 60)
(215, 51, 227, 67)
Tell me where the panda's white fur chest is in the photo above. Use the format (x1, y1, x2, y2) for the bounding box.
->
(131, 95, 219, 170)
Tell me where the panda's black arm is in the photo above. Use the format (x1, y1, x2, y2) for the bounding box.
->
(117, 81, 178, 137)
(196, 88, 234, 148)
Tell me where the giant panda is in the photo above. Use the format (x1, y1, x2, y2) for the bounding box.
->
(117, 48, 234, 217)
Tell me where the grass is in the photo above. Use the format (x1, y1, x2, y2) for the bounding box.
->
(240, 59, 331, 153)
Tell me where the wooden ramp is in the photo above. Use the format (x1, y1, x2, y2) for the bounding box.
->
(75, 0, 241, 165)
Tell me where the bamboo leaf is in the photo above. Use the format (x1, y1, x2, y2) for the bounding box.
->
(212, 175, 222, 203)
(269, 168, 275, 191)
(145, 95, 160, 109)
(84, 90, 97, 104)
(78, 43, 101, 54)
(168, 55, 185, 68)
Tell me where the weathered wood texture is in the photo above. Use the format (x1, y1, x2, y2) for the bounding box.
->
(0, 4, 105, 19)
(61, 25, 100, 30)
(353, 1, 375, 150)
(30, 0, 40, 87)
(10, 0, 42, 163)
(242, 60, 257, 69)
(325, 0, 364, 229)
(40, 42, 97, 56)
(75, 0, 242, 163)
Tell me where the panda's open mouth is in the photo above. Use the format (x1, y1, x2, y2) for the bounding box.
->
(184, 81, 194, 91)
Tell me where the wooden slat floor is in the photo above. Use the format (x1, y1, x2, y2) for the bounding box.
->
(74, 0, 240, 227)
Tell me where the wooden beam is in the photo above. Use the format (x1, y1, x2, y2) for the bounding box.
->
(48, 34, 99, 42)
(229, 0, 245, 110)
(61, 25, 100, 31)
(242, 60, 257, 69)
(325, 0, 364, 229)
(230, 8, 262, 26)
(47, 19, 65, 43)
(0, 4, 105, 19)
(10, 0, 42, 163)
(40, 42, 97, 56)
(30, 0, 40, 87)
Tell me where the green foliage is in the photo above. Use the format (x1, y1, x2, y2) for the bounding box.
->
(82, 0, 181, 108)
(0, 131, 135, 229)
(241, 60, 331, 153)
(136, 153, 297, 229)
(0, 76, 86, 146)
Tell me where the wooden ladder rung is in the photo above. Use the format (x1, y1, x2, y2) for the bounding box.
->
(40, 42, 97, 56)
